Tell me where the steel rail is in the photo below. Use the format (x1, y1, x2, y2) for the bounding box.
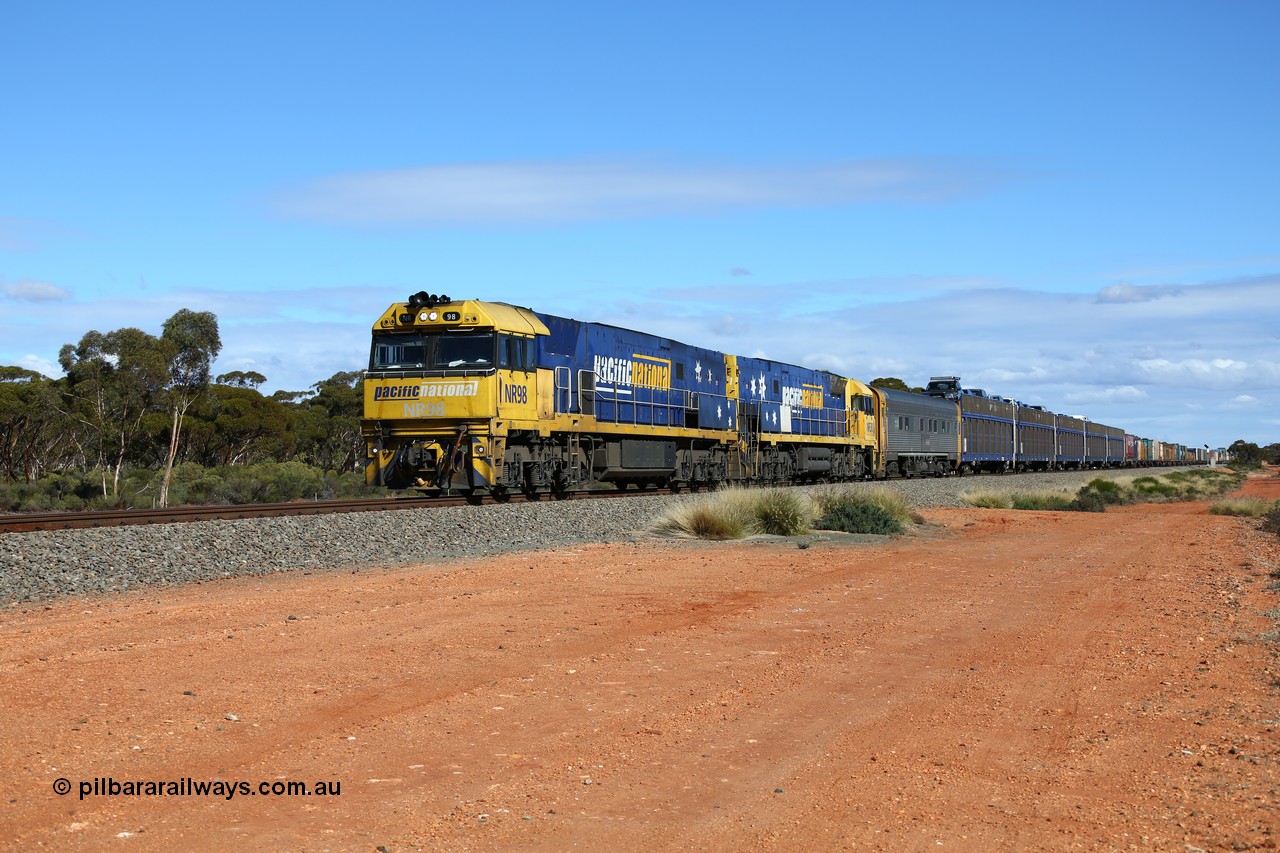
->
(0, 496, 450, 533)
(3, 463, 1191, 534)
(0, 487, 675, 534)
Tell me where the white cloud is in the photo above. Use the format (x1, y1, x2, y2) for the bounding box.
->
(1133, 357, 1280, 389)
(3, 279, 72, 302)
(17, 354, 60, 378)
(655, 274, 1001, 306)
(1063, 385, 1149, 404)
(1095, 282, 1180, 303)
(272, 156, 1004, 226)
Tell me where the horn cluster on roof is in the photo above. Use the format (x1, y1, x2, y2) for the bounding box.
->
(407, 292, 452, 310)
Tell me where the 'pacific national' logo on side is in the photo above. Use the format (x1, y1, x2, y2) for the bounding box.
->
(374, 381, 480, 401)
(593, 354, 672, 390)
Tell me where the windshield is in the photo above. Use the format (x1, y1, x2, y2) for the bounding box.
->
(372, 336, 426, 369)
(370, 332, 495, 371)
(437, 333, 494, 368)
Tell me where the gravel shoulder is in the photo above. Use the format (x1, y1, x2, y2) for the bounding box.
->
(1, 468, 1195, 605)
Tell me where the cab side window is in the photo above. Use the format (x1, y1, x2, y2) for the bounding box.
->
(499, 335, 534, 371)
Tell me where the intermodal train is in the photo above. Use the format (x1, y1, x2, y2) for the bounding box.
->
(362, 295, 1206, 494)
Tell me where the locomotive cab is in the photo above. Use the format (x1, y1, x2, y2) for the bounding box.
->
(362, 294, 549, 492)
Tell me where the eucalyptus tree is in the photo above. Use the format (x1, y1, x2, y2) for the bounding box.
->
(293, 371, 365, 473)
(214, 370, 267, 389)
(869, 377, 912, 392)
(0, 366, 69, 481)
(158, 309, 222, 507)
(58, 328, 169, 497)
(193, 382, 293, 466)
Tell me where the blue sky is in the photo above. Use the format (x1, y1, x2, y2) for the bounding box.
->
(2, 1, 1277, 449)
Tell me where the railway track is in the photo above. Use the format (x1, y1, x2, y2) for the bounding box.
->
(0, 488, 673, 534)
(0, 496, 439, 533)
(0, 464, 1200, 534)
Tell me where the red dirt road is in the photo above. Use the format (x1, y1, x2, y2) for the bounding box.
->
(3, 476, 1278, 851)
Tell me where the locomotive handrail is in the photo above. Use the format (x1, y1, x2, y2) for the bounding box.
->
(581, 367, 699, 428)
(553, 365, 574, 414)
(784, 404, 850, 438)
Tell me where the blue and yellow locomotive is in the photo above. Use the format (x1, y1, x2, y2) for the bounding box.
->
(362, 294, 878, 495)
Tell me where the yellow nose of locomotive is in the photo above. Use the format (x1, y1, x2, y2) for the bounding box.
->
(362, 298, 548, 493)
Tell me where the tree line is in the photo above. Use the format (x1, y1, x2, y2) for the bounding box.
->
(1, 309, 369, 511)
(1225, 440, 1280, 468)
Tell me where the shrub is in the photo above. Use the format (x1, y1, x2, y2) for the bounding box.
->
(814, 498, 903, 535)
(652, 489, 755, 539)
(1070, 479, 1129, 512)
(653, 486, 917, 540)
(1070, 489, 1109, 513)
(819, 486, 917, 523)
(1085, 478, 1128, 503)
(325, 471, 378, 499)
(0, 482, 20, 512)
(753, 489, 810, 536)
(1262, 503, 1280, 536)
(961, 490, 1012, 509)
(259, 460, 327, 502)
(862, 489, 916, 526)
(654, 502, 748, 539)
(1205, 470, 1245, 493)
(1131, 476, 1179, 499)
(16, 491, 55, 512)
(1010, 493, 1076, 511)
(0, 471, 125, 511)
(1209, 497, 1270, 517)
(808, 485, 848, 516)
(954, 469, 1252, 517)
(0, 461, 385, 511)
